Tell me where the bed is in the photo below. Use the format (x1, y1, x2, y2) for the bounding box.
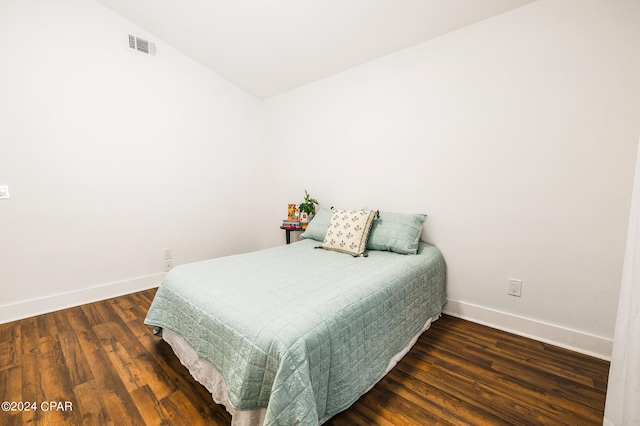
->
(144, 209, 446, 425)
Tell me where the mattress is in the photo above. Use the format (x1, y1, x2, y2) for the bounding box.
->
(145, 238, 446, 425)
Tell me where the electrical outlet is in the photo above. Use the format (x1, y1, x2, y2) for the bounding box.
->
(164, 260, 173, 272)
(0, 185, 9, 199)
(163, 248, 173, 260)
(508, 278, 522, 297)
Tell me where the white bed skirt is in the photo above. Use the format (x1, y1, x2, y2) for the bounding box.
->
(162, 312, 441, 425)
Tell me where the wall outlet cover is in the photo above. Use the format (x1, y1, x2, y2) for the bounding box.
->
(508, 278, 522, 297)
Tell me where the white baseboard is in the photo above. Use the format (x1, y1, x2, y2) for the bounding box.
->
(0, 273, 164, 324)
(1, 283, 613, 360)
(443, 299, 613, 361)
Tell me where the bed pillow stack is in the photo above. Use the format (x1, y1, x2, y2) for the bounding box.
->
(302, 208, 426, 255)
(321, 209, 377, 257)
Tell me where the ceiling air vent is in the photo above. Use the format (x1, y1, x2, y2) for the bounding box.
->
(128, 34, 157, 56)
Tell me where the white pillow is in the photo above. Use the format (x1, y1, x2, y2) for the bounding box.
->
(321, 209, 377, 256)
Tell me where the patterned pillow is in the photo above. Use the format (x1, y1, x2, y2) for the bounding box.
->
(321, 209, 377, 256)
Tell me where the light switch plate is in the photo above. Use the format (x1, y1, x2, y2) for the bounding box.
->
(0, 185, 9, 199)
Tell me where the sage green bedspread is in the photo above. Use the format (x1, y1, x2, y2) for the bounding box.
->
(144, 239, 446, 425)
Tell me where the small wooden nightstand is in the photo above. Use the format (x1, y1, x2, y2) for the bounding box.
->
(280, 226, 304, 244)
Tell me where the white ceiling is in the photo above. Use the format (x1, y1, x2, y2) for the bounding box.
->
(95, 0, 535, 100)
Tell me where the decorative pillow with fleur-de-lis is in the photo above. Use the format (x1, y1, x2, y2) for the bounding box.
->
(321, 209, 377, 256)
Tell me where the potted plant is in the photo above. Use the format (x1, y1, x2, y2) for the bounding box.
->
(299, 190, 319, 228)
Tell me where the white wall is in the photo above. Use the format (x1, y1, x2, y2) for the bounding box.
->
(0, 0, 266, 321)
(263, 0, 640, 358)
(2, 0, 639, 360)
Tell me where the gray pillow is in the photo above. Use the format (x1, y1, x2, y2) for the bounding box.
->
(300, 207, 332, 241)
(366, 211, 426, 254)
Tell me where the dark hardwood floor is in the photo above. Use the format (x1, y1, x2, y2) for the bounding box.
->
(0, 288, 609, 425)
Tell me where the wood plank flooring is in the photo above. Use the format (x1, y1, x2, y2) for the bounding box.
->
(0, 288, 609, 425)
